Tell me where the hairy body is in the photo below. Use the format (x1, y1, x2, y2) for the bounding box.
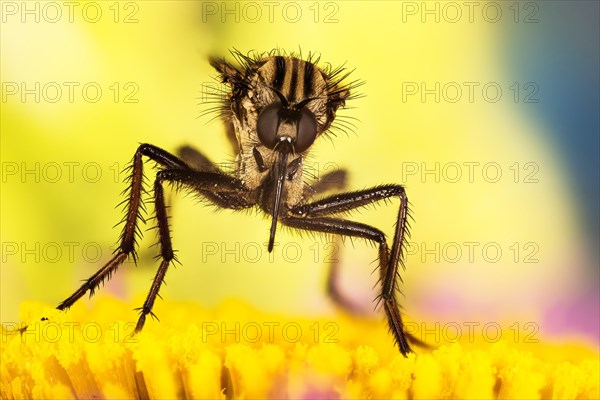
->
(57, 50, 420, 356)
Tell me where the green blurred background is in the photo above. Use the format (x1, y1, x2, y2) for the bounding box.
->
(1, 1, 598, 346)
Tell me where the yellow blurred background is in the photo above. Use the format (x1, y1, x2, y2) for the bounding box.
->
(1, 1, 598, 350)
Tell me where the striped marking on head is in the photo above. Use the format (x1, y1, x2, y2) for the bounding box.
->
(261, 56, 322, 104)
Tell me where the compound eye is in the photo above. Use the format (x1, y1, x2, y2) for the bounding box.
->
(256, 103, 280, 149)
(294, 108, 318, 152)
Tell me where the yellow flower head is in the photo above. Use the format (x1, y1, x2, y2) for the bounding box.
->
(2, 299, 598, 399)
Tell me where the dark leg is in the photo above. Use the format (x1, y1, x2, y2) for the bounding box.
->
(292, 185, 410, 299)
(287, 185, 414, 355)
(134, 175, 173, 331)
(135, 146, 249, 332)
(133, 168, 253, 331)
(57, 144, 252, 312)
(177, 145, 255, 209)
(57, 144, 189, 310)
(280, 216, 412, 356)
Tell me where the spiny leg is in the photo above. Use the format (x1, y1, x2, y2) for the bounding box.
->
(134, 174, 174, 332)
(177, 145, 255, 209)
(280, 215, 413, 356)
(291, 185, 410, 300)
(284, 185, 414, 355)
(57, 144, 189, 310)
(135, 168, 253, 331)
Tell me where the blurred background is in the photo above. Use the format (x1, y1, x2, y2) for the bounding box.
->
(1, 1, 598, 347)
